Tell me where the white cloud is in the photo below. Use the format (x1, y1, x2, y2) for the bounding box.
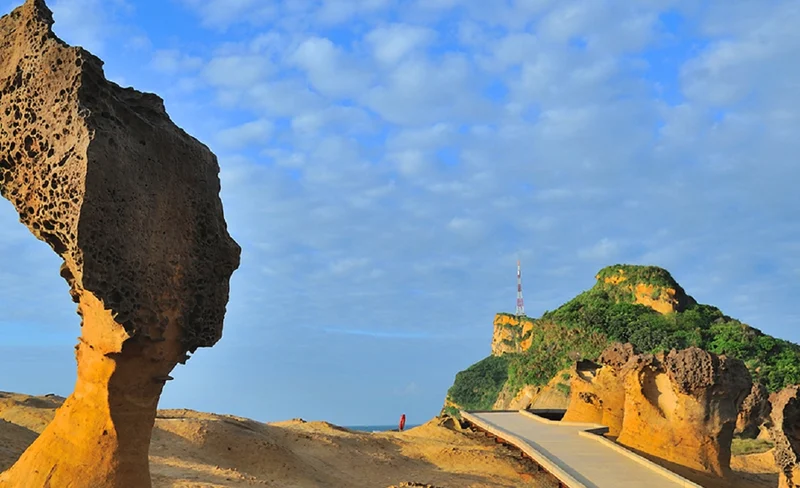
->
(290, 37, 372, 98)
(247, 80, 326, 118)
(578, 238, 620, 262)
(203, 55, 275, 88)
(216, 120, 274, 149)
(365, 23, 435, 65)
(4, 0, 800, 426)
(179, 0, 276, 29)
(49, 0, 131, 54)
(363, 54, 494, 125)
(151, 49, 203, 74)
(315, 0, 393, 24)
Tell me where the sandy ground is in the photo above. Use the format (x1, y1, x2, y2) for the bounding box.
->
(0, 391, 782, 487)
(0, 392, 554, 488)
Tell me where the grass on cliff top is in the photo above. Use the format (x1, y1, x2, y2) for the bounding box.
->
(731, 438, 773, 456)
(595, 264, 680, 289)
(447, 264, 800, 410)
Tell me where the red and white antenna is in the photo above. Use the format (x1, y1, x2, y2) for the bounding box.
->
(516, 259, 525, 316)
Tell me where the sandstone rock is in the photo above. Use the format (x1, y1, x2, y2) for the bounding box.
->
(490, 313, 534, 355)
(387, 483, 444, 488)
(617, 347, 751, 476)
(596, 266, 696, 314)
(769, 386, 800, 488)
(493, 369, 574, 411)
(562, 344, 634, 436)
(736, 383, 771, 439)
(598, 342, 637, 369)
(0, 1, 240, 486)
(563, 344, 751, 475)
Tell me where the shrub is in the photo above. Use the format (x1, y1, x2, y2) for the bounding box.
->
(447, 355, 510, 410)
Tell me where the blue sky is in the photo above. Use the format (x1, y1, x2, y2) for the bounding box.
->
(1, 0, 799, 426)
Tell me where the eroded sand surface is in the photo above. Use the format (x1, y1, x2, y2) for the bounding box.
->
(0, 392, 554, 488)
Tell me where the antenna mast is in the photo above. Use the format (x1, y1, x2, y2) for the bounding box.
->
(516, 259, 525, 316)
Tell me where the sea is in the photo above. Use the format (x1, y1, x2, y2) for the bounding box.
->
(347, 424, 420, 432)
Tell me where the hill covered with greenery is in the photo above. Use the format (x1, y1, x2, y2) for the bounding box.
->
(446, 264, 800, 411)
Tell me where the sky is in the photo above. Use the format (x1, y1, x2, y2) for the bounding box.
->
(0, 0, 799, 426)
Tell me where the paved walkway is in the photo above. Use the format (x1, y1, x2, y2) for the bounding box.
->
(463, 411, 700, 488)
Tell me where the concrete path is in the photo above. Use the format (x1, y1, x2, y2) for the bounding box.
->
(462, 411, 701, 488)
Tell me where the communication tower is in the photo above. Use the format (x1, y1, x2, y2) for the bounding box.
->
(516, 260, 525, 316)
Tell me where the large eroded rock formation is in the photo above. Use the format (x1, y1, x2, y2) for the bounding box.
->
(564, 344, 752, 476)
(561, 343, 636, 436)
(617, 347, 751, 476)
(769, 386, 800, 488)
(0, 1, 240, 486)
(736, 382, 771, 439)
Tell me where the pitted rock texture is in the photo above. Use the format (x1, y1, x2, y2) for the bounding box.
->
(769, 386, 800, 488)
(564, 344, 752, 476)
(0, 1, 240, 486)
(0, 0, 239, 351)
(619, 348, 751, 476)
(736, 383, 771, 439)
(598, 342, 637, 370)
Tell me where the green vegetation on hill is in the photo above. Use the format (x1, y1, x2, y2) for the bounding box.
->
(596, 264, 680, 289)
(446, 265, 800, 411)
(447, 355, 509, 411)
(505, 322, 607, 395)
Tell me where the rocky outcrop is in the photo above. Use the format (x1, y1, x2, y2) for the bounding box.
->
(769, 386, 800, 488)
(596, 265, 696, 314)
(491, 313, 534, 355)
(617, 348, 751, 475)
(493, 369, 574, 411)
(736, 383, 771, 439)
(564, 344, 751, 476)
(0, 1, 240, 487)
(561, 346, 636, 436)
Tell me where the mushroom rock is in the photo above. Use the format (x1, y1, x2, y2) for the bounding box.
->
(0, 0, 240, 486)
(769, 386, 800, 488)
(736, 383, 771, 439)
(617, 347, 752, 476)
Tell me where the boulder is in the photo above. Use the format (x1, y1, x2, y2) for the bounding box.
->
(562, 356, 627, 436)
(736, 383, 771, 439)
(769, 386, 800, 488)
(563, 344, 752, 475)
(0, 1, 240, 487)
(617, 347, 751, 476)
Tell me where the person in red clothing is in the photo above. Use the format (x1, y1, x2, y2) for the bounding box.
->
(399, 413, 406, 432)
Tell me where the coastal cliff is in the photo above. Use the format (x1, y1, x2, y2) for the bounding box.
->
(448, 264, 800, 413)
(491, 314, 535, 355)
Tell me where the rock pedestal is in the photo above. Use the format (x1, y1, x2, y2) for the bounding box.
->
(0, 1, 240, 486)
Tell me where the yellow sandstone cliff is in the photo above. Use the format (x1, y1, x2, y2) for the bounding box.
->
(599, 267, 693, 315)
(490, 265, 696, 358)
(491, 313, 535, 356)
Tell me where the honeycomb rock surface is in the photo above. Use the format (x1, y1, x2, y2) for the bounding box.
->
(0, 1, 240, 486)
